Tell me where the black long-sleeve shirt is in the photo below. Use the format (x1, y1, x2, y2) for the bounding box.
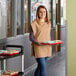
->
(29, 25, 39, 44)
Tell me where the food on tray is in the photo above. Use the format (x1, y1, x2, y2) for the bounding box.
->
(41, 40, 63, 45)
(0, 70, 18, 76)
(43, 41, 54, 43)
(54, 40, 62, 43)
(8, 50, 19, 54)
(0, 50, 8, 54)
(43, 40, 62, 43)
(0, 50, 19, 56)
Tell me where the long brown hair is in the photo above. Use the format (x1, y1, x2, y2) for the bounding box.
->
(36, 5, 49, 24)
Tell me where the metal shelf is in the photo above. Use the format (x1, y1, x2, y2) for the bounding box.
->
(0, 45, 24, 74)
(0, 53, 23, 60)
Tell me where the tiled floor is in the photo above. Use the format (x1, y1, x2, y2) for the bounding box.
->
(25, 50, 65, 76)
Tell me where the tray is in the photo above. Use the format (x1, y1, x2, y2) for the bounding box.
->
(41, 40, 63, 45)
(0, 52, 19, 56)
(0, 72, 23, 76)
(0, 50, 19, 56)
(10, 73, 18, 76)
(0, 72, 18, 76)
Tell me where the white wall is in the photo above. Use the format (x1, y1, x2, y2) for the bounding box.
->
(0, 0, 7, 39)
(61, 0, 66, 25)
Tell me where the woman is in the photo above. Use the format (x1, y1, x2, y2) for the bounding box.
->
(29, 5, 52, 76)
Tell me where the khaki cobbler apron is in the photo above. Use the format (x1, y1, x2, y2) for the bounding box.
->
(31, 20, 52, 58)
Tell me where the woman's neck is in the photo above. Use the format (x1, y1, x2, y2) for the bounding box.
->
(39, 19, 45, 23)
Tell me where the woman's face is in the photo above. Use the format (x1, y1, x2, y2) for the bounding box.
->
(38, 8, 46, 19)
